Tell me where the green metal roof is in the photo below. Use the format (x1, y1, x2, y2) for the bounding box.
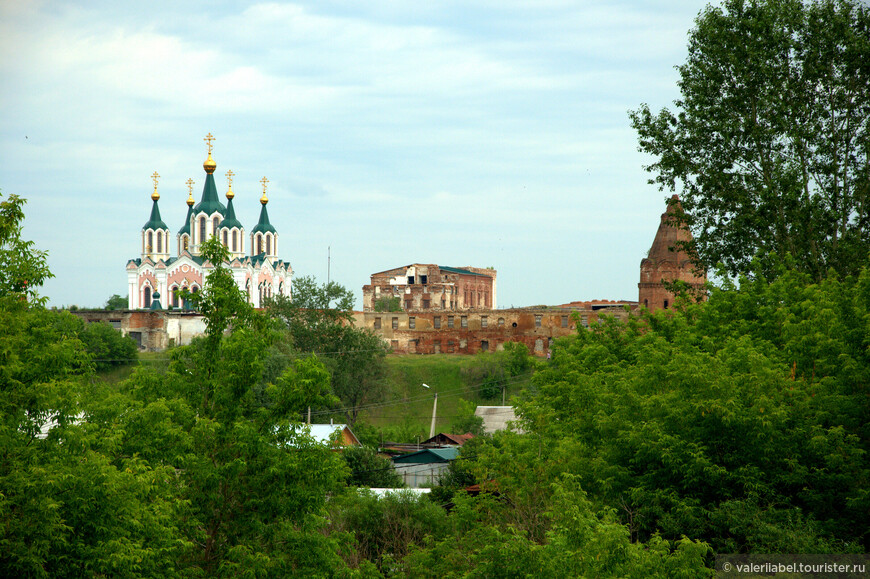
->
(392, 447, 459, 464)
(142, 199, 169, 231)
(220, 197, 244, 230)
(440, 266, 490, 277)
(250, 203, 276, 234)
(178, 204, 193, 235)
(192, 173, 226, 216)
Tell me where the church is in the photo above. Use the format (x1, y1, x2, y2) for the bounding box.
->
(126, 134, 292, 310)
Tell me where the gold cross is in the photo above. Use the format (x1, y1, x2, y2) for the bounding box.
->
(151, 171, 160, 191)
(204, 132, 215, 154)
(226, 169, 235, 189)
(260, 176, 269, 194)
(186, 177, 195, 195)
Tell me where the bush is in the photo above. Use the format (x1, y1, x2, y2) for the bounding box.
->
(79, 321, 137, 371)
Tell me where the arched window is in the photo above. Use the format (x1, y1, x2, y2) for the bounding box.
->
(222, 230, 228, 247)
(199, 217, 206, 244)
(232, 230, 238, 252)
(256, 234, 263, 255)
(157, 231, 163, 253)
(213, 217, 220, 238)
(147, 231, 153, 252)
(663, 300, 669, 309)
(182, 235, 189, 251)
(171, 286, 179, 307)
(265, 234, 271, 256)
(143, 286, 152, 308)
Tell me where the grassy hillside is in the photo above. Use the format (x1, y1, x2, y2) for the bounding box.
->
(356, 353, 535, 441)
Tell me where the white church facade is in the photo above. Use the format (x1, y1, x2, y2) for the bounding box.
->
(126, 134, 292, 310)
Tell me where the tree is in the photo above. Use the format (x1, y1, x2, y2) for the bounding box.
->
(104, 294, 127, 310)
(373, 296, 401, 312)
(79, 320, 138, 370)
(630, 0, 870, 281)
(266, 276, 390, 425)
(343, 445, 404, 488)
(0, 193, 53, 303)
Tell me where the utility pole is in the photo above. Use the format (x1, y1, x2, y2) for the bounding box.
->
(429, 392, 438, 439)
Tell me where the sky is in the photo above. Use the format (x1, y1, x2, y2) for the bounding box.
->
(0, 0, 708, 310)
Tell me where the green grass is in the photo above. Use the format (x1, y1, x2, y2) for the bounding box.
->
(357, 354, 533, 437)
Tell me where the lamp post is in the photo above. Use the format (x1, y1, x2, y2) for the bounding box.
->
(423, 384, 437, 439)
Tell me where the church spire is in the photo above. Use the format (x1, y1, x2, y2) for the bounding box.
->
(142, 171, 170, 262)
(250, 176, 277, 257)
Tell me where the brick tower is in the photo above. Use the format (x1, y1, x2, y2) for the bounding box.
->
(639, 195, 706, 312)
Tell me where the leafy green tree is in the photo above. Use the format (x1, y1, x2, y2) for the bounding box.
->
(79, 320, 137, 370)
(104, 293, 128, 310)
(0, 193, 53, 303)
(267, 276, 390, 425)
(630, 0, 870, 280)
(343, 445, 404, 488)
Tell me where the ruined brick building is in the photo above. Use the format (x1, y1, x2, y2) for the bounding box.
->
(638, 194, 707, 311)
(362, 264, 497, 312)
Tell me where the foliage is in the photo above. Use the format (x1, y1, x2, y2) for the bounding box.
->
(79, 320, 138, 371)
(0, 193, 53, 304)
(449, 399, 485, 437)
(630, 0, 870, 281)
(105, 293, 128, 310)
(506, 259, 870, 553)
(463, 341, 534, 400)
(329, 489, 450, 572)
(373, 296, 402, 312)
(343, 445, 404, 488)
(266, 276, 390, 425)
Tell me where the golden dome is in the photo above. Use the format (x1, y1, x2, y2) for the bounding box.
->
(260, 192, 268, 205)
(187, 191, 195, 207)
(203, 152, 217, 174)
(151, 189, 160, 202)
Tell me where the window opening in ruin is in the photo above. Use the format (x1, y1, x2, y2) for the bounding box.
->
(535, 338, 543, 352)
(535, 314, 542, 327)
(391, 340, 398, 350)
(581, 316, 588, 328)
(498, 317, 505, 327)
(420, 275, 427, 284)
(643, 299, 648, 308)
(409, 317, 416, 329)
(434, 316, 441, 329)
(392, 317, 398, 330)
(448, 316, 454, 328)
(481, 340, 489, 352)
(434, 340, 441, 354)
(422, 299, 430, 309)
(374, 317, 381, 329)
(405, 300, 412, 310)
(562, 315, 568, 328)
(481, 316, 488, 328)
(461, 316, 468, 328)
(664, 300, 669, 309)
(407, 276, 415, 284)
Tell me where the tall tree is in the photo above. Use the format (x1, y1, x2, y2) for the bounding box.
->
(630, 0, 870, 280)
(0, 193, 53, 303)
(267, 276, 389, 425)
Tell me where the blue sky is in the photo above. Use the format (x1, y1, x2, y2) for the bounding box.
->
(0, 0, 707, 309)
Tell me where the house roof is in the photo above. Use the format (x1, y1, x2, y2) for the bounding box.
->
(422, 432, 475, 446)
(439, 266, 490, 277)
(307, 424, 360, 446)
(392, 447, 459, 464)
(474, 406, 520, 434)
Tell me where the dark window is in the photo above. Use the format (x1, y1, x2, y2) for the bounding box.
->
(392, 317, 398, 330)
(409, 317, 416, 329)
(222, 230, 228, 247)
(664, 300, 669, 309)
(374, 317, 381, 329)
(213, 216, 220, 237)
(266, 234, 271, 255)
(434, 316, 441, 329)
(157, 231, 163, 253)
(199, 217, 206, 244)
(232, 230, 238, 252)
(147, 231, 153, 252)
(561, 315, 568, 328)
(407, 276, 415, 284)
(481, 340, 489, 352)
(143, 286, 152, 308)
(420, 275, 427, 284)
(422, 299, 430, 309)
